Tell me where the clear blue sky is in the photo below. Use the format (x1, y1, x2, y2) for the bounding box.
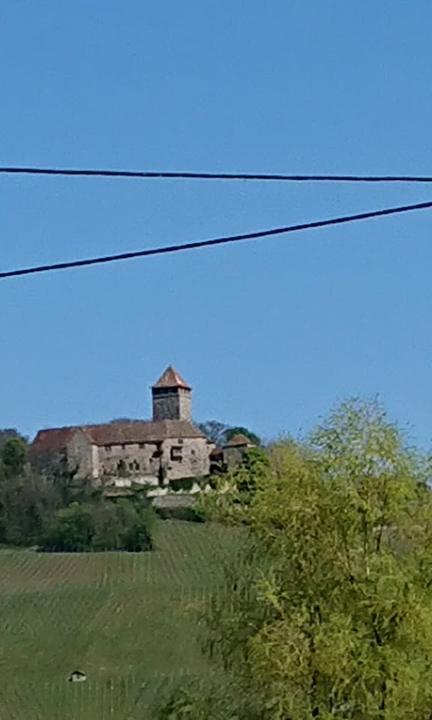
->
(2, 0, 432, 445)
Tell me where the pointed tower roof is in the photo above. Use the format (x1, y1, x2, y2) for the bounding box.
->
(152, 366, 191, 390)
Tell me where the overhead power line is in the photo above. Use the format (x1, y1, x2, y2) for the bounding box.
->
(1, 198, 432, 281)
(2, 165, 432, 183)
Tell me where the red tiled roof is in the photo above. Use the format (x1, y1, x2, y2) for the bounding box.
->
(152, 366, 191, 390)
(84, 420, 204, 444)
(31, 420, 206, 452)
(30, 427, 78, 455)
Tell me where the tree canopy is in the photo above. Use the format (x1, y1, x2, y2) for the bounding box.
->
(197, 420, 261, 447)
(1, 436, 27, 478)
(158, 399, 432, 720)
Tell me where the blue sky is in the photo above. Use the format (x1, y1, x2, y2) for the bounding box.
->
(1, 0, 432, 445)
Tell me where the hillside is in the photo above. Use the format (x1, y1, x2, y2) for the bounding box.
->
(0, 520, 231, 719)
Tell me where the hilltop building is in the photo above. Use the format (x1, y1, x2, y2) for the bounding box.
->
(223, 433, 256, 469)
(31, 367, 214, 486)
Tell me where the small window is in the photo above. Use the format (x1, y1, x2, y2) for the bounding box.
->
(170, 446, 183, 462)
(105, 445, 111, 452)
(139, 443, 145, 449)
(191, 449, 196, 456)
(121, 444, 126, 450)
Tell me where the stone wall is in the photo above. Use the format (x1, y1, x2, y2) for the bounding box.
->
(98, 436, 212, 483)
(67, 430, 97, 480)
(67, 432, 213, 486)
(97, 441, 161, 483)
(160, 437, 212, 480)
(152, 387, 192, 421)
(224, 445, 247, 470)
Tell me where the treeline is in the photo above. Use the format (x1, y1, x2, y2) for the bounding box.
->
(0, 432, 153, 552)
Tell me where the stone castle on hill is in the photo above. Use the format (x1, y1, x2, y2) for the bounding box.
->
(31, 366, 254, 488)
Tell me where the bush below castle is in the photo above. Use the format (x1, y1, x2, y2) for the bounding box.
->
(40, 498, 154, 553)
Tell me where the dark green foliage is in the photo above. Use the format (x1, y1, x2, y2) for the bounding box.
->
(0, 472, 61, 546)
(1, 437, 27, 478)
(0, 428, 27, 451)
(87, 500, 119, 550)
(170, 477, 194, 492)
(41, 497, 154, 552)
(0, 428, 154, 552)
(41, 502, 95, 552)
(197, 421, 261, 448)
(109, 498, 154, 551)
(236, 447, 269, 495)
(155, 504, 205, 523)
(224, 426, 261, 446)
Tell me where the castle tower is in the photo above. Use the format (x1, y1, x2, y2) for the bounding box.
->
(152, 366, 192, 421)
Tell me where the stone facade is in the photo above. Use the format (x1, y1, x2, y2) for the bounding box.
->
(31, 367, 214, 487)
(152, 387, 192, 422)
(151, 367, 192, 421)
(223, 433, 256, 470)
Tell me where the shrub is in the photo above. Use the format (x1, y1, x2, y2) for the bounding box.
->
(112, 498, 154, 551)
(170, 477, 195, 492)
(40, 502, 95, 552)
(155, 504, 205, 523)
(40, 497, 154, 552)
(1, 437, 27, 478)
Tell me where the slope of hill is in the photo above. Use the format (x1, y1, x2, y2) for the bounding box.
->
(0, 520, 230, 719)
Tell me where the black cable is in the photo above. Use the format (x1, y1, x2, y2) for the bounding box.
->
(1, 199, 432, 281)
(1, 165, 432, 183)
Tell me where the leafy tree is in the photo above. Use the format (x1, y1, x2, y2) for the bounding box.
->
(1, 437, 27, 478)
(159, 399, 432, 719)
(0, 428, 26, 452)
(41, 502, 95, 552)
(115, 498, 154, 551)
(91, 501, 120, 550)
(224, 426, 261, 446)
(0, 472, 61, 546)
(197, 420, 261, 447)
(41, 497, 154, 553)
(235, 446, 269, 496)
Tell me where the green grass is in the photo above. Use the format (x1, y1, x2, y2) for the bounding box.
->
(0, 520, 231, 719)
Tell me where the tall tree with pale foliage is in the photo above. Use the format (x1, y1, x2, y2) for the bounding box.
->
(157, 399, 432, 719)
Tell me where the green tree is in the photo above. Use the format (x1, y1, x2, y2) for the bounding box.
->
(41, 502, 95, 552)
(159, 399, 432, 719)
(197, 421, 261, 448)
(0, 472, 62, 546)
(115, 498, 154, 551)
(1, 437, 27, 478)
(41, 496, 154, 553)
(0, 428, 26, 452)
(224, 426, 261, 446)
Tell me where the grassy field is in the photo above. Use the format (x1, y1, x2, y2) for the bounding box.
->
(0, 520, 231, 719)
